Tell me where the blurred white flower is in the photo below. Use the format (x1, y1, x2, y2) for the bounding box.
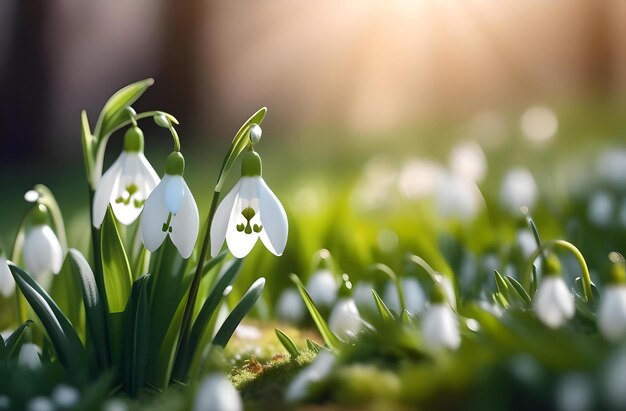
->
(449, 141, 487, 184)
(603, 349, 626, 409)
(435, 171, 483, 221)
(211, 152, 288, 258)
(478, 300, 503, 318)
(533, 276, 574, 328)
(93, 127, 159, 228)
(434, 274, 456, 310)
(397, 158, 444, 200)
(285, 351, 335, 402)
(422, 300, 460, 350)
(520, 105, 558, 143)
(383, 278, 426, 314)
(500, 168, 538, 214)
(141, 152, 199, 259)
(555, 374, 593, 411)
(597, 148, 626, 189)
(18, 343, 41, 370)
(328, 298, 363, 340)
(352, 281, 377, 313)
(0, 258, 15, 297)
(26, 397, 54, 411)
(516, 229, 537, 259)
(23, 208, 63, 279)
(588, 191, 614, 228)
(0, 395, 9, 410)
(306, 269, 338, 309)
(276, 288, 305, 324)
(598, 285, 626, 342)
(193, 373, 242, 411)
(52, 384, 80, 408)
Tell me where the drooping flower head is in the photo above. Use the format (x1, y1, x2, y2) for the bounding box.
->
(93, 126, 159, 228)
(211, 148, 288, 258)
(598, 253, 626, 342)
(141, 152, 200, 258)
(23, 204, 64, 278)
(533, 254, 575, 328)
(0, 256, 15, 298)
(421, 282, 461, 350)
(328, 273, 364, 340)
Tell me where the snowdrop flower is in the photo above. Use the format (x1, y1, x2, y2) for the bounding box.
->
(533, 255, 574, 328)
(286, 351, 335, 402)
(26, 397, 54, 411)
(18, 342, 41, 369)
(93, 126, 159, 228)
(500, 167, 538, 214)
(23, 205, 63, 278)
(598, 254, 626, 342)
(193, 373, 242, 411)
(52, 384, 80, 408)
(449, 141, 487, 184)
(140, 152, 199, 258)
(328, 274, 364, 340)
(383, 277, 426, 314)
(435, 171, 483, 221)
(211, 150, 288, 258)
(306, 269, 338, 309)
(397, 158, 444, 200)
(276, 288, 305, 324)
(0, 257, 15, 297)
(597, 148, 626, 189)
(421, 283, 460, 350)
(588, 191, 614, 228)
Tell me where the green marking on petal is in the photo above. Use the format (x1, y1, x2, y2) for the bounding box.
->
(237, 207, 261, 235)
(162, 212, 174, 233)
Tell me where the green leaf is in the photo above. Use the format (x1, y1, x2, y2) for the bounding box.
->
(81, 110, 96, 186)
(212, 277, 266, 347)
(372, 289, 394, 321)
(172, 258, 243, 381)
(123, 274, 151, 396)
(101, 208, 133, 312)
(4, 320, 33, 360)
(505, 275, 532, 306)
(306, 339, 323, 354)
(401, 310, 413, 325)
(530, 264, 538, 297)
(95, 78, 154, 139)
(9, 264, 86, 372)
(290, 274, 341, 349)
(68, 248, 109, 370)
(493, 270, 510, 297)
(275, 328, 299, 357)
(575, 276, 600, 303)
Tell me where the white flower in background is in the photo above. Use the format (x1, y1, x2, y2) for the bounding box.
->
(603, 349, 626, 409)
(26, 397, 54, 411)
(435, 171, 483, 221)
(18, 342, 41, 369)
(383, 277, 426, 314)
(193, 373, 242, 411)
(588, 191, 614, 228)
(478, 300, 504, 318)
(449, 141, 487, 184)
(141, 152, 199, 258)
(555, 374, 593, 411)
(434, 273, 456, 310)
(397, 158, 444, 200)
(52, 384, 80, 409)
(286, 351, 335, 402)
(516, 229, 537, 259)
(211, 150, 288, 258)
(352, 281, 377, 313)
(0, 258, 15, 297)
(500, 167, 539, 214)
(23, 205, 63, 278)
(306, 269, 338, 308)
(276, 288, 305, 324)
(520, 105, 558, 143)
(421, 284, 460, 350)
(598, 285, 626, 342)
(93, 126, 159, 228)
(533, 256, 574, 328)
(328, 298, 363, 340)
(597, 148, 626, 189)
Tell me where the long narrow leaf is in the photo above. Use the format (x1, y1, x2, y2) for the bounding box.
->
(290, 274, 341, 349)
(4, 320, 33, 359)
(372, 290, 394, 321)
(95, 79, 154, 138)
(505, 275, 532, 306)
(275, 328, 299, 357)
(124, 274, 151, 396)
(212, 277, 266, 347)
(101, 208, 133, 312)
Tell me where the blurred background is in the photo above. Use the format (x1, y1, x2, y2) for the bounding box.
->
(1, 0, 626, 302)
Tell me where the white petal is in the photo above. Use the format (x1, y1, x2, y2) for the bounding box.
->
(18, 343, 41, 370)
(285, 351, 336, 402)
(422, 304, 460, 350)
(0, 258, 16, 297)
(306, 269, 338, 308)
(276, 288, 305, 324)
(170, 178, 200, 259)
(165, 176, 185, 214)
(533, 277, 573, 328)
(210, 179, 242, 257)
(193, 373, 243, 411)
(111, 153, 160, 226)
(328, 298, 362, 340)
(257, 177, 288, 256)
(23, 226, 64, 278)
(140, 176, 170, 253)
(553, 278, 575, 319)
(599, 286, 626, 342)
(92, 153, 124, 228)
(225, 178, 260, 258)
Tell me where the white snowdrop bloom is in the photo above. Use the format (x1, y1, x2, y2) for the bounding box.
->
(434, 273, 456, 310)
(352, 281, 377, 313)
(18, 343, 41, 370)
(516, 229, 537, 259)
(421, 285, 460, 350)
(597, 148, 626, 189)
(533, 263, 574, 329)
(23, 205, 63, 278)
(328, 298, 363, 340)
(435, 171, 483, 221)
(193, 373, 242, 411)
(598, 285, 626, 342)
(286, 351, 335, 402)
(276, 288, 305, 324)
(0, 258, 15, 297)
(0, 395, 10, 409)
(52, 384, 80, 408)
(478, 300, 504, 318)
(26, 397, 54, 411)
(306, 269, 338, 308)
(211, 151, 288, 258)
(140, 152, 199, 258)
(397, 158, 444, 200)
(588, 191, 614, 228)
(449, 141, 488, 184)
(603, 349, 626, 409)
(520, 105, 558, 143)
(500, 167, 539, 214)
(555, 374, 593, 411)
(383, 278, 426, 314)
(93, 126, 159, 228)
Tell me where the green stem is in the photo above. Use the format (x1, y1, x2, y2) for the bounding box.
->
(168, 125, 181, 152)
(406, 254, 438, 282)
(11, 210, 32, 325)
